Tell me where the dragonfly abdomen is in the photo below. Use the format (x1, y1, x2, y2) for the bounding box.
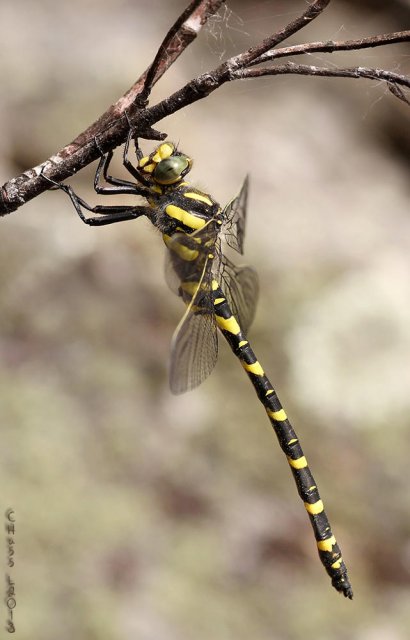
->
(212, 281, 353, 599)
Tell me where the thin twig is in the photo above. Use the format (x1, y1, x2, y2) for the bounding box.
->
(388, 82, 410, 105)
(250, 30, 410, 64)
(236, 62, 410, 91)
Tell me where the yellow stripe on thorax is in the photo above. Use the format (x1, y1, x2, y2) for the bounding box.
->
(183, 192, 213, 206)
(165, 205, 206, 230)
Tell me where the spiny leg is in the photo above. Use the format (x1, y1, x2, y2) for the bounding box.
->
(61, 184, 152, 226)
(211, 281, 353, 599)
(122, 128, 151, 185)
(91, 132, 152, 197)
(41, 172, 152, 226)
(93, 149, 151, 198)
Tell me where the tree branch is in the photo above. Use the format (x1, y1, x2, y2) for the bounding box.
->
(250, 30, 410, 64)
(236, 62, 410, 91)
(1, 0, 408, 217)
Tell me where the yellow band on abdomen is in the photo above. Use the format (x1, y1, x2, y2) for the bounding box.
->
(317, 536, 337, 552)
(304, 500, 324, 515)
(266, 408, 287, 422)
(287, 456, 307, 469)
(242, 361, 264, 376)
(216, 315, 241, 335)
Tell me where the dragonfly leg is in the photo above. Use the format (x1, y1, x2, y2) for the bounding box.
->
(41, 171, 151, 226)
(93, 148, 151, 198)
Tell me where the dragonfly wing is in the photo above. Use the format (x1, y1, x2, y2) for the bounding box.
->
(222, 175, 249, 255)
(164, 249, 181, 294)
(220, 254, 259, 334)
(169, 252, 218, 395)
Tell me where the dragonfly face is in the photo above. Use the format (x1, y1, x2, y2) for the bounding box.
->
(138, 142, 193, 187)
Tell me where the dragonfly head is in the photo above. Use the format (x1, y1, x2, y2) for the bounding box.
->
(138, 142, 192, 186)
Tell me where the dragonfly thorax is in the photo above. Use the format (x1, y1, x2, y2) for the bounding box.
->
(151, 184, 221, 237)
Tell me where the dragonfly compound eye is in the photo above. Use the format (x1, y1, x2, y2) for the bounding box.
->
(154, 155, 191, 185)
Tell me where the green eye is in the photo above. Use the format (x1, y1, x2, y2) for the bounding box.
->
(154, 155, 190, 184)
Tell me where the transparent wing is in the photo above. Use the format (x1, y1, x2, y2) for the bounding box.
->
(222, 175, 249, 255)
(164, 249, 181, 295)
(169, 253, 218, 395)
(219, 254, 259, 335)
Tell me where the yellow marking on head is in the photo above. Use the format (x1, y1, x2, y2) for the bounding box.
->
(242, 361, 264, 376)
(163, 234, 199, 262)
(151, 185, 162, 194)
(139, 156, 150, 167)
(267, 408, 287, 422)
(304, 500, 324, 515)
(239, 340, 248, 347)
(143, 163, 156, 173)
(152, 143, 174, 163)
(317, 536, 337, 553)
(183, 192, 213, 206)
(288, 438, 298, 445)
(214, 297, 225, 304)
(331, 558, 343, 570)
(216, 315, 241, 335)
(287, 456, 307, 470)
(165, 205, 206, 230)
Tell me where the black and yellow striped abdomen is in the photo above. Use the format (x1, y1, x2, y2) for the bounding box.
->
(211, 280, 353, 599)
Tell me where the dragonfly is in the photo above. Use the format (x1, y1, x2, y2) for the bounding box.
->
(45, 131, 353, 599)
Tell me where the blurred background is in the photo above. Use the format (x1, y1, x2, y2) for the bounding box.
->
(1, 1, 409, 638)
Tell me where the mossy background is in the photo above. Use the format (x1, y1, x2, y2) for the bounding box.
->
(1, 1, 409, 638)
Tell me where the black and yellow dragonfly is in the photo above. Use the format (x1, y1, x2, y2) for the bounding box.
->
(47, 132, 353, 599)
